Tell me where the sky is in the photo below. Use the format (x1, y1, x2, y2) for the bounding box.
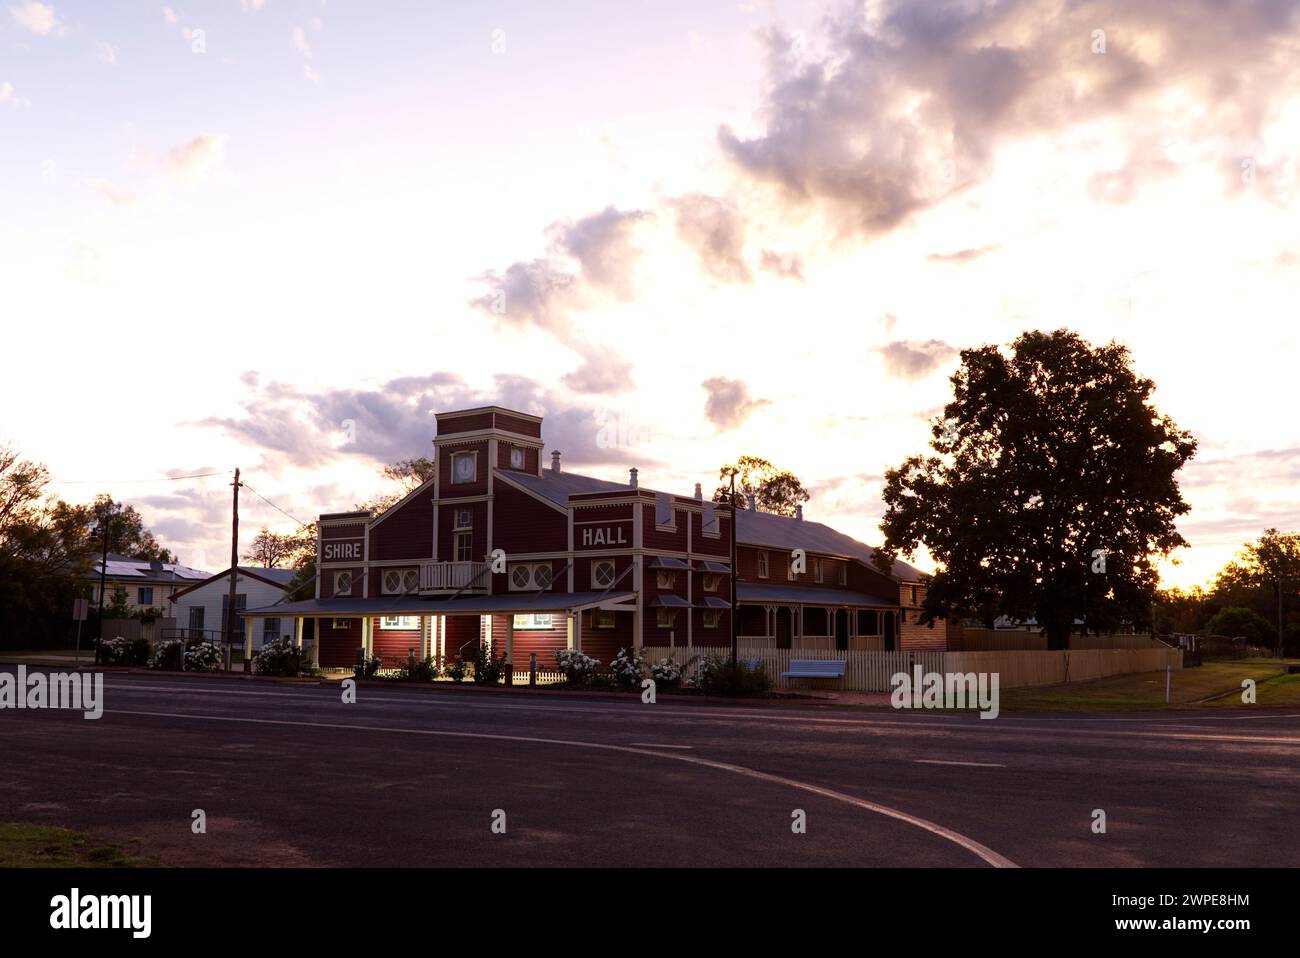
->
(2, 0, 1298, 587)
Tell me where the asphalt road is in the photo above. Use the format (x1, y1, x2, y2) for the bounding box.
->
(2, 667, 1298, 867)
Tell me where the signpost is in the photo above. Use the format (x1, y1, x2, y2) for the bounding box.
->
(72, 597, 89, 667)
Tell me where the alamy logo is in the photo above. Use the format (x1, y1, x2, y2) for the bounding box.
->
(0, 666, 103, 719)
(890, 665, 1000, 719)
(50, 888, 151, 938)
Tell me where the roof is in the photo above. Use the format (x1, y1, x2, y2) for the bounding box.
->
(737, 582, 897, 608)
(498, 467, 918, 581)
(84, 556, 212, 583)
(244, 591, 636, 617)
(735, 509, 922, 580)
(169, 565, 300, 602)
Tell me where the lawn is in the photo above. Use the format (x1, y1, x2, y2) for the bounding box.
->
(997, 660, 1289, 712)
(0, 823, 138, 867)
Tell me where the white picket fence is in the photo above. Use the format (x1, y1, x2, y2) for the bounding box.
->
(640, 644, 1181, 692)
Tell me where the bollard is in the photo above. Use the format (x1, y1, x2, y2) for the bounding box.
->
(529, 651, 537, 688)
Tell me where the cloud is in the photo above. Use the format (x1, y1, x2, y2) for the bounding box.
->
(0, 81, 28, 107)
(162, 7, 177, 24)
(927, 244, 998, 264)
(292, 25, 311, 56)
(470, 258, 577, 334)
(759, 248, 804, 280)
(562, 345, 635, 395)
(717, 2, 1300, 236)
(162, 134, 226, 184)
(875, 339, 958, 380)
(83, 177, 135, 206)
(548, 205, 651, 299)
(701, 376, 770, 429)
(668, 193, 751, 283)
(198, 371, 651, 473)
(9, 1, 61, 36)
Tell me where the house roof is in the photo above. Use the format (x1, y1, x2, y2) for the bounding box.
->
(498, 468, 922, 581)
(244, 591, 635, 617)
(85, 555, 212, 583)
(168, 566, 299, 601)
(736, 582, 898, 608)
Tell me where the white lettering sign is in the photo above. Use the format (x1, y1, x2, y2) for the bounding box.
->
(580, 526, 628, 547)
(322, 541, 362, 561)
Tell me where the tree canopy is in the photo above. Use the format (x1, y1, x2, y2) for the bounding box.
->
(875, 329, 1197, 649)
(713, 455, 810, 517)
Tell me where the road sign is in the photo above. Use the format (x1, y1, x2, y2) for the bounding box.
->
(72, 597, 89, 621)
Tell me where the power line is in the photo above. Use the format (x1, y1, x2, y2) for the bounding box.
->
(50, 471, 226, 485)
(240, 480, 310, 529)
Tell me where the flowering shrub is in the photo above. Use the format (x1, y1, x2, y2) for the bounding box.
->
(650, 657, 683, 688)
(149, 639, 185, 671)
(355, 651, 383, 679)
(184, 641, 223, 673)
(99, 636, 150, 666)
(689, 654, 771, 695)
(554, 648, 600, 685)
(254, 637, 306, 677)
(609, 648, 646, 688)
(473, 643, 509, 685)
(397, 651, 439, 682)
(445, 657, 468, 682)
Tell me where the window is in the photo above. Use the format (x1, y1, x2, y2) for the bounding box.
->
(703, 610, 721, 628)
(454, 532, 473, 563)
(382, 569, 420, 594)
(453, 508, 473, 530)
(655, 569, 677, 589)
(910, 585, 918, 604)
(813, 558, 823, 583)
(137, 587, 153, 605)
(512, 613, 553, 630)
(451, 451, 477, 483)
(757, 552, 768, 579)
(334, 571, 352, 595)
(702, 573, 719, 592)
(263, 617, 281, 644)
(654, 493, 674, 527)
(839, 564, 847, 586)
(332, 618, 351, 630)
(787, 558, 796, 581)
(592, 560, 615, 589)
(380, 616, 420, 630)
(656, 608, 677, 629)
(595, 610, 615, 629)
(188, 606, 205, 632)
(509, 563, 553, 591)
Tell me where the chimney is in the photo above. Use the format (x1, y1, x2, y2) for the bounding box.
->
(628, 467, 638, 488)
(150, 559, 163, 573)
(746, 493, 757, 511)
(694, 482, 702, 501)
(551, 450, 562, 473)
(795, 504, 803, 521)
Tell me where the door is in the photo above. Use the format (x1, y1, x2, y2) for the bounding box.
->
(834, 609, 849, 651)
(775, 607, 792, 649)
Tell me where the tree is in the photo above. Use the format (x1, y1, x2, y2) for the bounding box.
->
(1203, 606, 1275, 646)
(875, 329, 1197, 650)
(1213, 528, 1300, 656)
(713, 455, 810, 517)
(244, 528, 295, 568)
(356, 456, 437, 516)
(89, 495, 176, 563)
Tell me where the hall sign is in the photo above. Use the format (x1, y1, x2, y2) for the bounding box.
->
(578, 524, 630, 548)
(321, 538, 364, 561)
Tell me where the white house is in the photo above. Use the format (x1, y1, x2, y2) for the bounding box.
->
(168, 566, 299, 648)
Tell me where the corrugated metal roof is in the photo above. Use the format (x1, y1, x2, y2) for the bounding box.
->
(646, 556, 691, 570)
(696, 597, 731, 609)
(736, 582, 897, 608)
(236, 567, 299, 586)
(89, 558, 212, 582)
(694, 560, 730, 573)
(648, 595, 691, 608)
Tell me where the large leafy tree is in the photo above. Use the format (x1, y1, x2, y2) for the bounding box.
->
(88, 494, 175, 563)
(1213, 528, 1300, 655)
(713, 455, 810, 517)
(875, 329, 1197, 649)
(355, 456, 437, 516)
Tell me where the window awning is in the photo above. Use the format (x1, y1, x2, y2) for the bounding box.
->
(695, 560, 730, 573)
(647, 595, 691, 608)
(695, 597, 731, 609)
(646, 556, 691, 570)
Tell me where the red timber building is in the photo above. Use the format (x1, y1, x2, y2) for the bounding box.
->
(248, 405, 950, 671)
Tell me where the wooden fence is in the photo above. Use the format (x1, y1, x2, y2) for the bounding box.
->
(99, 617, 177, 644)
(953, 629, 1171, 652)
(642, 644, 1181, 692)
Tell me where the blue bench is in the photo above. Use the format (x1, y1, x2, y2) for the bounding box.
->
(781, 658, 847, 688)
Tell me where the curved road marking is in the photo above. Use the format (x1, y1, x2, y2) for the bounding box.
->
(108, 707, 1017, 869)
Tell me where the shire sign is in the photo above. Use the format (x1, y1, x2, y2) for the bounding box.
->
(322, 538, 363, 561)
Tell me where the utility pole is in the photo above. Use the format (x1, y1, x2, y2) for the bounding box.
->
(226, 468, 242, 672)
(94, 504, 113, 664)
(728, 469, 738, 666)
(1278, 575, 1285, 660)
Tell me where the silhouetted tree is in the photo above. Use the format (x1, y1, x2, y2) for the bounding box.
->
(713, 455, 810, 517)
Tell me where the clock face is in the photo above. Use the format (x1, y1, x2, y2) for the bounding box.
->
(510, 447, 524, 468)
(454, 455, 475, 481)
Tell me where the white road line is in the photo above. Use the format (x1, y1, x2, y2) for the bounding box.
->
(628, 742, 694, 749)
(915, 759, 1005, 768)
(106, 706, 1017, 868)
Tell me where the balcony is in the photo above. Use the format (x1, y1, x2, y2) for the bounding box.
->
(420, 561, 491, 594)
